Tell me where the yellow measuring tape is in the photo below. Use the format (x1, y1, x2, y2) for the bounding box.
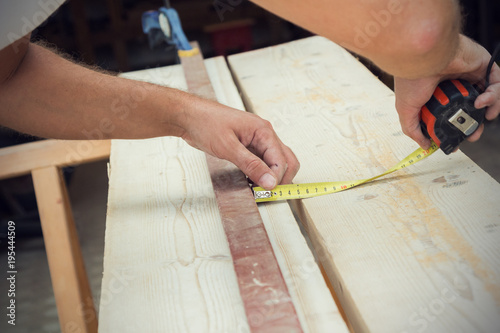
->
(253, 142, 439, 203)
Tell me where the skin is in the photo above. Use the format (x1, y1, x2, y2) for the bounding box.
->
(251, 0, 500, 149)
(395, 35, 500, 148)
(1, 0, 499, 188)
(0, 37, 299, 190)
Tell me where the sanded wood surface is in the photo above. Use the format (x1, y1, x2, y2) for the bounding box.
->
(205, 58, 349, 333)
(0, 139, 110, 180)
(229, 36, 500, 333)
(99, 56, 346, 332)
(99, 62, 249, 332)
(180, 45, 302, 332)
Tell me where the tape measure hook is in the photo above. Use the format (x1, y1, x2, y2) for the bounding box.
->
(253, 190, 272, 200)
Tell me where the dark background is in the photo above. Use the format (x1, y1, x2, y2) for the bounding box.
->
(30, 0, 313, 72)
(28, 0, 500, 74)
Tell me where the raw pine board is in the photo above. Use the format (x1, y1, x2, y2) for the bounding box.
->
(99, 56, 347, 332)
(229, 36, 500, 333)
(205, 57, 348, 332)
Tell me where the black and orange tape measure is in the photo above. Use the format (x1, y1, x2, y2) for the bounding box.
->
(420, 44, 500, 155)
(420, 79, 486, 154)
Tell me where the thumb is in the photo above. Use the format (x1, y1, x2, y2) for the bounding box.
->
(405, 120, 432, 149)
(397, 105, 432, 149)
(231, 142, 277, 190)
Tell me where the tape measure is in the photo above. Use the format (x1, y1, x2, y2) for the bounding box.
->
(420, 44, 500, 154)
(420, 79, 485, 155)
(253, 142, 439, 203)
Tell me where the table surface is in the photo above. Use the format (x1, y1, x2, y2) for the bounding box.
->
(99, 36, 500, 333)
(98, 54, 347, 333)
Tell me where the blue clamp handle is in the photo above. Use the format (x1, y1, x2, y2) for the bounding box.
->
(141, 7, 192, 51)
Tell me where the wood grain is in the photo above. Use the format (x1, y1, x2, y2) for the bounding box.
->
(228, 36, 500, 333)
(205, 56, 348, 332)
(0, 139, 110, 180)
(99, 57, 347, 332)
(99, 63, 249, 332)
(180, 45, 302, 332)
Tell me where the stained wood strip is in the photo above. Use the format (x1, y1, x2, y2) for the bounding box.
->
(229, 36, 500, 333)
(180, 44, 303, 332)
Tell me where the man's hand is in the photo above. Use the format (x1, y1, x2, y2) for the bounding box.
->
(179, 98, 299, 190)
(395, 35, 500, 149)
(0, 42, 298, 190)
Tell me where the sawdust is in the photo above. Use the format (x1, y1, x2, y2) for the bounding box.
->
(389, 181, 500, 305)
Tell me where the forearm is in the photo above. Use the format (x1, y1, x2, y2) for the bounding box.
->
(0, 43, 189, 140)
(251, 0, 461, 79)
(0, 41, 300, 189)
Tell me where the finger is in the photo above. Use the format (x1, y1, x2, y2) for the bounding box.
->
(486, 103, 500, 121)
(268, 157, 287, 185)
(257, 132, 300, 184)
(276, 144, 300, 184)
(248, 127, 290, 184)
(231, 141, 278, 190)
(466, 123, 484, 143)
(247, 145, 287, 183)
(474, 91, 496, 109)
(229, 126, 292, 190)
(475, 84, 500, 120)
(398, 110, 431, 149)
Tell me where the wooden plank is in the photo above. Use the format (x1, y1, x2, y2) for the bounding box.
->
(99, 56, 347, 332)
(0, 139, 110, 180)
(204, 58, 349, 332)
(99, 62, 250, 333)
(32, 166, 97, 333)
(257, 203, 350, 332)
(180, 44, 302, 332)
(228, 36, 500, 333)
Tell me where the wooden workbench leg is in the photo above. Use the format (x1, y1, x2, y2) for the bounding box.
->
(32, 166, 97, 333)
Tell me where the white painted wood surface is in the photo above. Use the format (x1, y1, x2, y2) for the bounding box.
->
(229, 36, 500, 333)
(99, 56, 347, 332)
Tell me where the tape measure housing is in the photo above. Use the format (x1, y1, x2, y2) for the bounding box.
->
(420, 79, 485, 155)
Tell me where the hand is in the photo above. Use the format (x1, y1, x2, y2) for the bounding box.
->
(180, 98, 299, 190)
(394, 35, 500, 149)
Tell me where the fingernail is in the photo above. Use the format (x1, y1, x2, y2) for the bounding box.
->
(259, 173, 276, 189)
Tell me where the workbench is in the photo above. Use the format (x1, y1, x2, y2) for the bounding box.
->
(99, 37, 500, 332)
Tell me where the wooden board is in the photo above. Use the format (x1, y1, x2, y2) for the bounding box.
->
(99, 56, 347, 332)
(205, 58, 348, 332)
(0, 139, 110, 180)
(228, 36, 500, 333)
(180, 45, 302, 332)
(98, 62, 249, 333)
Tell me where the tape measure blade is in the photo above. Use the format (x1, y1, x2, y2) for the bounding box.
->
(254, 142, 439, 203)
